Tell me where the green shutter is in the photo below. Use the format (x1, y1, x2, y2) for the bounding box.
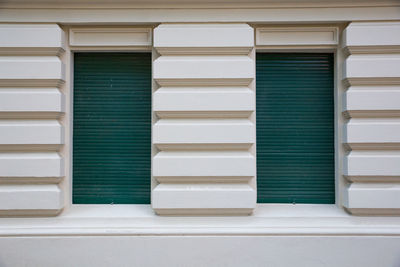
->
(73, 53, 151, 204)
(256, 53, 335, 204)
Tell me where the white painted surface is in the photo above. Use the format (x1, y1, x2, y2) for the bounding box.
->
(0, 24, 65, 50)
(1, 205, 400, 265)
(345, 119, 400, 145)
(0, 88, 64, 114)
(153, 119, 254, 147)
(0, 24, 65, 215)
(1, 5, 399, 23)
(343, 22, 400, 51)
(153, 87, 255, 113)
(342, 22, 400, 215)
(0, 56, 64, 86)
(154, 24, 253, 48)
(3, 204, 400, 235)
(345, 151, 400, 177)
(345, 86, 400, 115)
(0, 184, 62, 214)
(0, 8, 399, 267)
(344, 54, 400, 80)
(153, 56, 254, 85)
(256, 26, 338, 46)
(0, 152, 63, 177)
(152, 183, 255, 210)
(2, 236, 400, 267)
(1, 0, 399, 8)
(153, 151, 255, 177)
(0, 120, 63, 145)
(69, 27, 152, 46)
(344, 183, 400, 210)
(152, 24, 256, 215)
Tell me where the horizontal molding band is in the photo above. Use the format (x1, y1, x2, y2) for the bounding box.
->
(69, 27, 152, 47)
(343, 78, 400, 87)
(4, 224, 400, 236)
(155, 47, 252, 56)
(345, 143, 400, 150)
(3, 203, 400, 235)
(0, 112, 63, 119)
(0, 80, 64, 87)
(344, 46, 400, 55)
(344, 110, 400, 118)
(256, 26, 338, 46)
(1, 6, 400, 23)
(155, 111, 254, 119)
(3, 224, 400, 236)
(153, 208, 254, 216)
(155, 143, 253, 151)
(0, 144, 62, 152)
(0, 209, 62, 216)
(345, 208, 400, 216)
(0, 47, 65, 56)
(0, 177, 62, 184)
(344, 175, 400, 183)
(154, 176, 253, 183)
(2, 1, 400, 9)
(3, 204, 400, 235)
(155, 111, 253, 119)
(155, 78, 253, 87)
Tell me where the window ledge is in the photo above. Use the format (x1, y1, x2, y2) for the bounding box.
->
(64, 204, 347, 218)
(1, 204, 400, 236)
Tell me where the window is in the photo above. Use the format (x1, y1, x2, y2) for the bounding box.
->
(256, 53, 335, 204)
(72, 53, 152, 204)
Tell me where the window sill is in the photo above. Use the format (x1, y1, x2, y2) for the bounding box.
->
(65, 203, 346, 218)
(1, 204, 400, 236)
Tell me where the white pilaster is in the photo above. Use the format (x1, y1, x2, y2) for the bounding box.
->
(152, 24, 256, 215)
(0, 24, 65, 216)
(342, 22, 400, 215)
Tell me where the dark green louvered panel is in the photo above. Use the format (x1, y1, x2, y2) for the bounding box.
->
(256, 53, 334, 204)
(73, 53, 151, 204)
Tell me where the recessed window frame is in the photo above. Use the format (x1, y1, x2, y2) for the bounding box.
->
(254, 24, 344, 209)
(64, 26, 155, 211)
(255, 52, 335, 204)
(72, 52, 152, 204)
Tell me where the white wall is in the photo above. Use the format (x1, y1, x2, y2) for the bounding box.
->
(342, 22, 400, 215)
(152, 24, 256, 215)
(0, 24, 65, 215)
(0, 2, 400, 266)
(2, 236, 400, 267)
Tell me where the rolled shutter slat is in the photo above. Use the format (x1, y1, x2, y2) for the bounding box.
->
(73, 53, 151, 204)
(256, 53, 335, 204)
